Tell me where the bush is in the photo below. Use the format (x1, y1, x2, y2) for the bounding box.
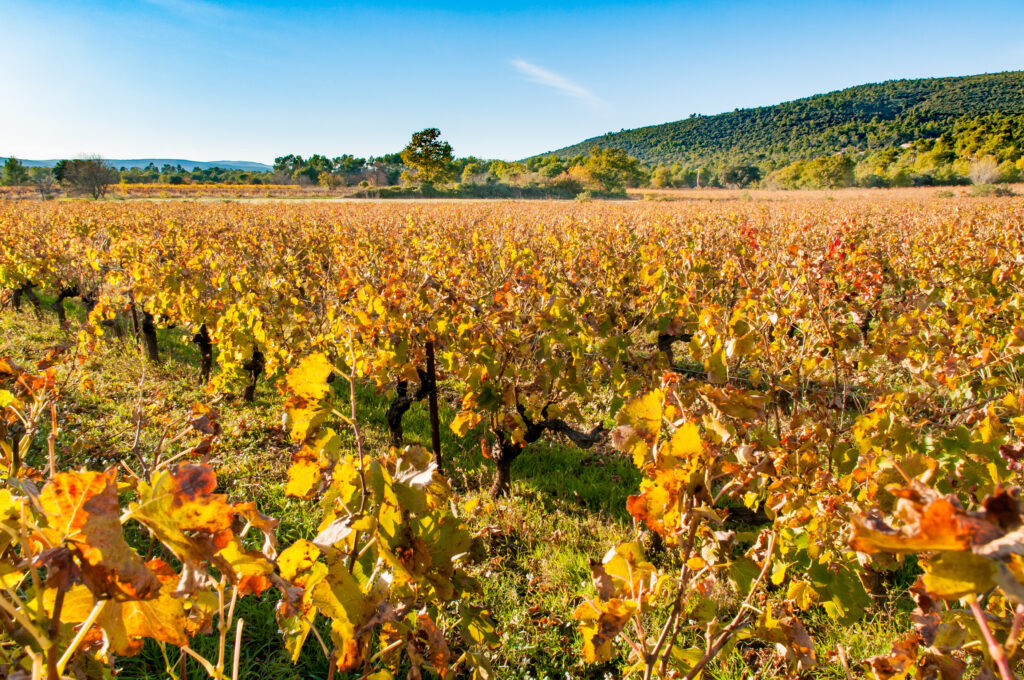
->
(970, 183, 1016, 197)
(889, 167, 913, 187)
(857, 172, 887, 188)
(969, 157, 1000, 184)
(997, 159, 1021, 183)
(547, 172, 583, 194)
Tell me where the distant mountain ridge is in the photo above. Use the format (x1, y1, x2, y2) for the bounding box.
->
(1, 158, 272, 172)
(541, 71, 1024, 167)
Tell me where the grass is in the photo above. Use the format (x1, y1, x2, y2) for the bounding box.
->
(2, 297, 913, 679)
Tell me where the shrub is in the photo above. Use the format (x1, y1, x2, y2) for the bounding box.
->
(970, 183, 1015, 197)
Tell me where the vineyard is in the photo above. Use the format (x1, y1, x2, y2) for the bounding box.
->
(2, 195, 1024, 679)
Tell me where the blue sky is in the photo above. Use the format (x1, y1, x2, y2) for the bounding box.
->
(3, 0, 1023, 163)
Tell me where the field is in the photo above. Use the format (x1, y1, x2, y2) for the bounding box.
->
(2, 191, 1024, 679)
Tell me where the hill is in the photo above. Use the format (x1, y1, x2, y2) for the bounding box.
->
(0, 157, 272, 172)
(543, 71, 1024, 167)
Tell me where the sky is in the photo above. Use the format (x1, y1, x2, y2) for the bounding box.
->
(2, 0, 1024, 163)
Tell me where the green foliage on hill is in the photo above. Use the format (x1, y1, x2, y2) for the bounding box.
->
(545, 71, 1024, 168)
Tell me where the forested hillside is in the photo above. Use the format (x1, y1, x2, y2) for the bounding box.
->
(546, 71, 1024, 167)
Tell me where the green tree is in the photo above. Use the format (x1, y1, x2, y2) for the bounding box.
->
(60, 157, 120, 199)
(2, 157, 29, 186)
(273, 154, 303, 173)
(292, 167, 319, 185)
(28, 167, 56, 198)
(306, 154, 335, 174)
(460, 161, 482, 185)
(803, 155, 855, 189)
(649, 165, 672, 188)
(997, 159, 1020, 183)
(318, 171, 343, 190)
(332, 154, 366, 179)
(52, 159, 68, 182)
(583, 147, 644, 193)
(536, 155, 567, 178)
(489, 160, 527, 183)
(889, 166, 913, 187)
(400, 128, 456, 185)
(670, 163, 697, 187)
(765, 161, 806, 189)
(720, 165, 762, 188)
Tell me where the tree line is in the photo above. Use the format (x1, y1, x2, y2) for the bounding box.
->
(0, 130, 650, 198)
(2, 157, 121, 198)
(6, 113, 1024, 199)
(269, 128, 649, 196)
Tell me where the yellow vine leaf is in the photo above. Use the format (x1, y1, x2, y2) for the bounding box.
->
(664, 422, 704, 461)
(921, 552, 997, 600)
(283, 352, 334, 442)
(612, 388, 663, 468)
(573, 598, 636, 663)
(285, 428, 341, 499)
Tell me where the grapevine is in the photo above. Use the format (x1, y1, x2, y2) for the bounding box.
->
(2, 195, 1024, 677)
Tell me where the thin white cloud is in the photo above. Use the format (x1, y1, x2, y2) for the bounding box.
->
(140, 0, 230, 21)
(510, 58, 603, 107)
